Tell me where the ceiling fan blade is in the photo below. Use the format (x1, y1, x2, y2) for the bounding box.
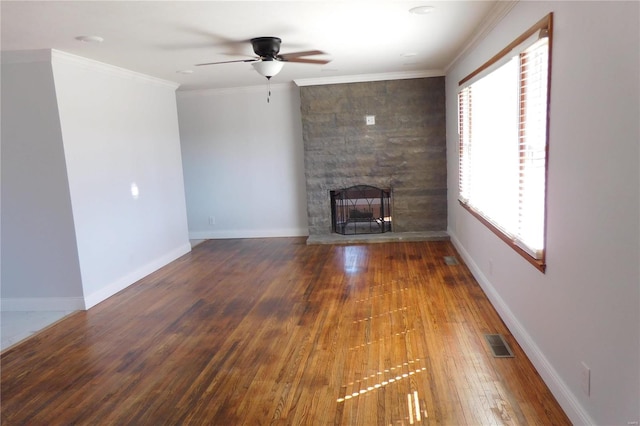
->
(195, 58, 258, 66)
(284, 57, 331, 65)
(279, 50, 326, 60)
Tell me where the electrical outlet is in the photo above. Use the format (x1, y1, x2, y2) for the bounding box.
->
(580, 362, 590, 396)
(365, 115, 375, 125)
(208, 216, 215, 225)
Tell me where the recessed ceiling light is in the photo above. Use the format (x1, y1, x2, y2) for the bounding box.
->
(75, 35, 104, 43)
(176, 70, 194, 74)
(402, 52, 418, 57)
(409, 6, 435, 15)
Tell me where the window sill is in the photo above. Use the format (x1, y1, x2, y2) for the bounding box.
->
(459, 201, 546, 273)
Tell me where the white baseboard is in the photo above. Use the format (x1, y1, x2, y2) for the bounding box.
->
(448, 229, 595, 426)
(1, 297, 86, 311)
(189, 228, 308, 240)
(83, 242, 192, 309)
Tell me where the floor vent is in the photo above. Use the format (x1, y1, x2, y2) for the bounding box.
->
(484, 334, 515, 358)
(443, 256, 458, 265)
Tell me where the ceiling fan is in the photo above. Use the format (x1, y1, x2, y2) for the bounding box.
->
(195, 36, 330, 80)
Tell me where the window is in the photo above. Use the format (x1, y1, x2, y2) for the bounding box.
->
(458, 14, 553, 272)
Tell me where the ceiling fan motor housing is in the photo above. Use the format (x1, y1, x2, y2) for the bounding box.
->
(251, 37, 282, 59)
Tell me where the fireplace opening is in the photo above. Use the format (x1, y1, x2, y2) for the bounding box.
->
(330, 185, 392, 235)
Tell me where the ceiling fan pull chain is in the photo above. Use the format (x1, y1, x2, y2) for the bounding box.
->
(267, 77, 271, 103)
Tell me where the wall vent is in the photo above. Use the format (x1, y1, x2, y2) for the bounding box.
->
(443, 256, 458, 265)
(484, 334, 515, 358)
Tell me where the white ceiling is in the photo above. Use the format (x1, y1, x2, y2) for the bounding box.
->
(1, 1, 500, 91)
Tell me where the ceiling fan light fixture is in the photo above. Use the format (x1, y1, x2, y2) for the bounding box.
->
(252, 59, 284, 79)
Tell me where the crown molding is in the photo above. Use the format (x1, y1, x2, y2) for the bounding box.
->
(50, 49, 179, 89)
(294, 70, 445, 87)
(445, 0, 519, 73)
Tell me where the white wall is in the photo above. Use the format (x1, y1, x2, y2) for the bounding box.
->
(1, 51, 85, 311)
(446, 2, 639, 425)
(51, 51, 191, 308)
(177, 84, 308, 239)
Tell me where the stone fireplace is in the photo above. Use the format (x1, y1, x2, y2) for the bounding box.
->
(299, 77, 447, 237)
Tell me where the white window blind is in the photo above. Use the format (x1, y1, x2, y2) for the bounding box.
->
(458, 16, 551, 268)
(517, 38, 549, 258)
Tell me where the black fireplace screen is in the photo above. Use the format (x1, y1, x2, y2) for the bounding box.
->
(330, 185, 392, 235)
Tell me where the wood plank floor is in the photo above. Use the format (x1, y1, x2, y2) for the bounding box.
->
(1, 238, 570, 425)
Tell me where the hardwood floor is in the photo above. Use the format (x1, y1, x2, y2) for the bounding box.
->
(1, 238, 570, 425)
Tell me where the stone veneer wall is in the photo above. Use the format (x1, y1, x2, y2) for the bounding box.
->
(299, 77, 447, 236)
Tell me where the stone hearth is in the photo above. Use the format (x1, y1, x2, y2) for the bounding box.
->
(306, 231, 450, 245)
